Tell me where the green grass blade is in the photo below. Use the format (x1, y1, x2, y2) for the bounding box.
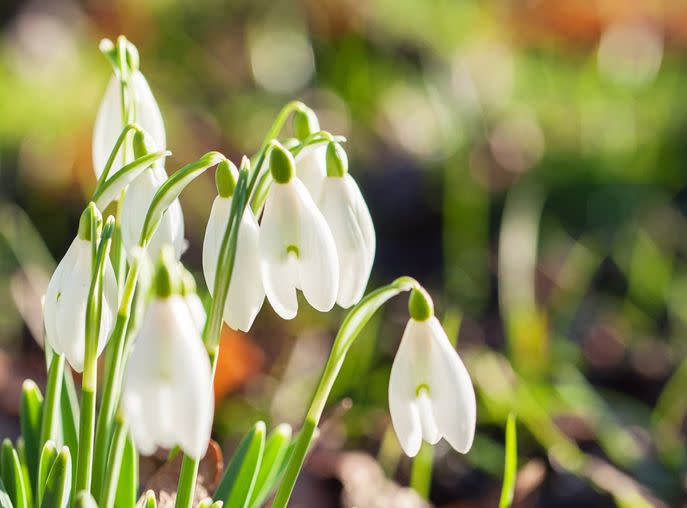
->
(1, 440, 28, 508)
(214, 422, 266, 508)
(0, 477, 12, 508)
(248, 424, 292, 508)
(19, 380, 43, 492)
(40, 356, 64, 449)
(498, 413, 518, 508)
(40, 447, 71, 508)
(114, 434, 137, 508)
(37, 441, 58, 507)
(15, 439, 33, 508)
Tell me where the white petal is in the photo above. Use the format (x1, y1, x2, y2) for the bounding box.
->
(54, 239, 93, 372)
(292, 179, 339, 312)
(131, 71, 165, 156)
(426, 317, 476, 454)
(96, 257, 119, 357)
(417, 389, 440, 445)
(203, 197, 265, 332)
(259, 183, 300, 319)
(43, 238, 80, 355)
(93, 76, 124, 178)
(294, 143, 327, 199)
(319, 175, 375, 308)
(185, 293, 206, 332)
(169, 302, 214, 459)
(389, 325, 423, 457)
(121, 166, 184, 262)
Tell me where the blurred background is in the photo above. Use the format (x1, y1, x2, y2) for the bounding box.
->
(1, 0, 687, 506)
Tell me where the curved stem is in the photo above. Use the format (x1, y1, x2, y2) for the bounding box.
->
(271, 277, 418, 508)
(93, 124, 141, 192)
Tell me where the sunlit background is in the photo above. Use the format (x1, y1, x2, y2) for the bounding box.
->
(2, 1, 687, 506)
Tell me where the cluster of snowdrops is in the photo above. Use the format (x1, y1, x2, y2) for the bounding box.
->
(1, 36, 476, 508)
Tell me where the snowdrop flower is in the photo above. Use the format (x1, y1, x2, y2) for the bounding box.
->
(292, 107, 327, 199)
(259, 142, 339, 319)
(202, 160, 264, 332)
(121, 131, 185, 262)
(389, 288, 476, 457)
(43, 206, 118, 372)
(122, 248, 214, 460)
(93, 67, 165, 179)
(319, 142, 375, 308)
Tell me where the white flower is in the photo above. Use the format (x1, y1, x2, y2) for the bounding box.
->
(203, 194, 264, 332)
(259, 143, 339, 319)
(388, 290, 476, 457)
(122, 294, 213, 460)
(120, 163, 185, 262)
(93, 71, 165, 179)
(318, 143, 375, 308)
(43, 236, 118, 372)
(294, 143, 327, 200)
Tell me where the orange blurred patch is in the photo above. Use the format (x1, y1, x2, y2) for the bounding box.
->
(213, 325, 264, 402)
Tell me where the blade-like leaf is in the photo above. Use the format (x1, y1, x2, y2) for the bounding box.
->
(214, 422, 266, 508)
(0, 478, 12, 508)
(248, 424, 292, 508)
(114, 435, 137, 508)
(92, 151, 171, 210)
(499, 413, 518, 508)
(40, 447, 71, 508)
(37, 442, 58, 507)
(139, 151, 223, 247)
(19, 380, 43, 491)
(1, 440, 28, 508)
(40, 355, 64, 449)
(142, 490, 156, 508)
(60, 368, 79, 485)
(74, 491, 98, 508)
(15, 440, 33, 508)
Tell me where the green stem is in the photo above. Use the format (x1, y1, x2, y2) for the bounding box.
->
(271, 277, 417, 508)
(76, 387, 96, 494)
(92, 260, 140, 501)
(93, 125, 140, 191)
(410, 442, 434, 499)
(100, 417, 128, 508)
(39, 353, 65, 446)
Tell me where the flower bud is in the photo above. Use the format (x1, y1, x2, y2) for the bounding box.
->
(269, 142, 295, 184)
(215, 160, 238, 198)
(293, 106, 319, 140)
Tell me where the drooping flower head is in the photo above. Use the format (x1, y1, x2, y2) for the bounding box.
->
(92, 40, 165, 180)
(43, 205, 118, 372)
(259, 141, 339, 319)
(122, 248, 214, 459)
(202, 159, 265, 332)
(318, 141, 375, 308)
(120, 130, 185, 262)
(389, 287, 476, 457)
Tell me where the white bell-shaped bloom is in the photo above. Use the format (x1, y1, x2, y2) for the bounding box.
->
(93, 70, 165, 179)
(259, 142, 339, 319)
(294, 143, 327, 200)
(389, 289, 476, 457)
(121, 163, 185, 262)
(122, 254, 213, 460)
(318, 142, 375, 308)
(43, 233, 118, 373)
(202, 161, 265, 331)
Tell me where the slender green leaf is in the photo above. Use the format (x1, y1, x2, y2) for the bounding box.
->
(139, 152, 224, 247)
(40, 447, 71, 508)
(248, 424, 292, 508)
(0, 478, 12, 508)
(114, 435, 137, 508)
(100, 420, 127, 508)
(60, 368, 79, 484)
(499, 413, 518, 508)
(143, 490, 156, 508)
(74, 491, 99, 508)
(92, 150, 171, 210)
(214, 422, 266, 508)
(1, 440, 28, 508)
(40, 355, 64, 449)
(37, 441, 58, 507)
(19, 380, 43, 491)
(14, 440, 33, 508)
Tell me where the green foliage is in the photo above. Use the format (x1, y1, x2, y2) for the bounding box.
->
(498, 413, 518, 508)
(19, 380, 43, 493)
